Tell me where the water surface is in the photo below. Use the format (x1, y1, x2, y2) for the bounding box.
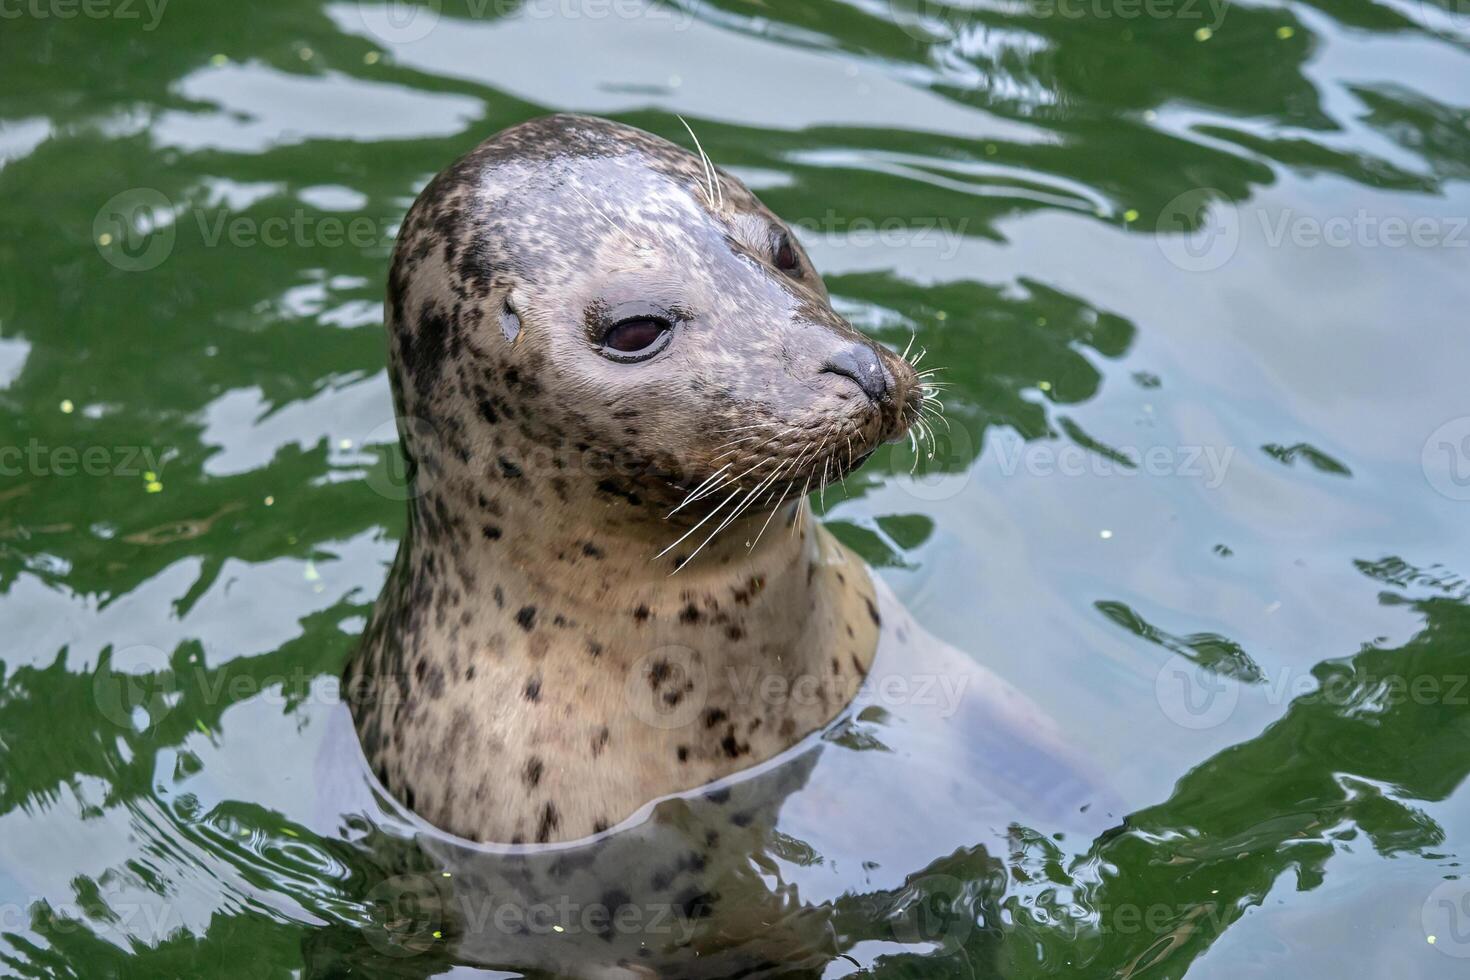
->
(3, 0, 1470, 976)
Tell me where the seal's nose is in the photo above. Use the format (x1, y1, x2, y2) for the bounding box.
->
(821, 343, 891, 405)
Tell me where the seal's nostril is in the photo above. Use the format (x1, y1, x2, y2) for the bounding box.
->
(821, 344, 891, 405)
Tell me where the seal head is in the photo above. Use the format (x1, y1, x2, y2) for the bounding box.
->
(387, 113, 922, 524)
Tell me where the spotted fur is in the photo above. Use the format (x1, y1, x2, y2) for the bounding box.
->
(344, 114, 923, 844)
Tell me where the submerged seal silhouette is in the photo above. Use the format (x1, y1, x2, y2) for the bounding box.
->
(344, 113, 952, 844)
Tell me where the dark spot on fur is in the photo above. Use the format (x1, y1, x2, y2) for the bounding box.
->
(498, 456, 523, 479)
(721, 729, 748, 758)
(482, 524, 501, 540)
(679, 603, 701, 624)
(633, 604, 651, 623)
(525, 677, 542, 702)
(516, 606, 537, 631)
(865, 596, 881, 626)
(674, 888, 717, 920)
(597, 479, 642, 507)
(677, 745, 689, 762)
(524, 757, 543, 787)
(536, 803, 560, 843)
(726, 625, 744, 641)
(703, 708, 727, 729)
(581, 541, 604, 559)
(587, 639, 604, 658)
(648, 659, 670, 688)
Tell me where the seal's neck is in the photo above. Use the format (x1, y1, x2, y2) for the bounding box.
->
(348, 466, 882, 844)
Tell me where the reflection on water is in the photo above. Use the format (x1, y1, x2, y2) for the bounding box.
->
(2, 0, 1469, 976)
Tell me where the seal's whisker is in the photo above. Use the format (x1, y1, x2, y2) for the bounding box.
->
(676, 115, 720, 212)
(667, 462, 732, 518)
(678, 460, 790, 571)
(656, 487, 742, 560)
(750, 474, 796, 551)
(709, 437, 759, 460)
(920, 404, 951, 432)
(791, 472, 814, 537)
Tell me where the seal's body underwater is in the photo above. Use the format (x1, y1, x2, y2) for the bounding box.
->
(343, 114, 1087, 849)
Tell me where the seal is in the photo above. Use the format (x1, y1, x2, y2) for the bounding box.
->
(342, 113, 1079, 849)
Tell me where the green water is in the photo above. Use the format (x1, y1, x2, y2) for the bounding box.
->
(4, 0, 1470, 976)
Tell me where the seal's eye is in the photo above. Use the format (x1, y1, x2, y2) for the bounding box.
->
(601, 316, 672, 362)
(773, 231, 801, 276)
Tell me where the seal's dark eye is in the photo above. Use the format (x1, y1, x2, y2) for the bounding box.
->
(601, 316, 672, 361)
(773, 231, 800, 275)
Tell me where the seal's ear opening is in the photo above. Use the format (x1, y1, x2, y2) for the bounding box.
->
(500, 298, 521, 343)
